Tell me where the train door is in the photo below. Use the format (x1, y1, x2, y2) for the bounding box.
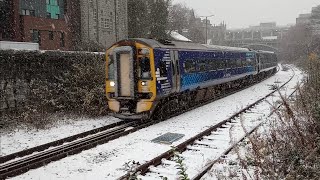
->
(170, 50, 181, 93)
(256, 53, 261, 73)
(175, 51, 181, 92)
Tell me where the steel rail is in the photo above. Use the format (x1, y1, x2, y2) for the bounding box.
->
(118, 66, 294, 180)
(0, 121, 139, 178)
(0, 121, 128, 164)
(192, 75, 298, 180)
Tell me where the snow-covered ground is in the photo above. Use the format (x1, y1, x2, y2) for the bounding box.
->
(11, 67, 304, 180)
(0, 116, 120, 156)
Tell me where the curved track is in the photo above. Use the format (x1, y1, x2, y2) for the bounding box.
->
(118, 67, 295, 180)
(0, 68, 280, 179)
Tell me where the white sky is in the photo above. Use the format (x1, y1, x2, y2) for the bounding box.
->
(173, 0, 320, 29)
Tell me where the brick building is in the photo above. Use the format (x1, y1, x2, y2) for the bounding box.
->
(0, 0, 76, 50)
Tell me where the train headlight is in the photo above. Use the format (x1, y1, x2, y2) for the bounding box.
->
(141, 81, 147, 86)
(110, 81, 115, 87)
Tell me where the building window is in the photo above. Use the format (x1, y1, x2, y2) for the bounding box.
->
(46, 0, 60, 19)
(31, 29, 41, 45)
(49, 31, 54, 40)
(21, 9, 30, 15)
(29, 10, 35, 16)
(60, 32, 65, 47)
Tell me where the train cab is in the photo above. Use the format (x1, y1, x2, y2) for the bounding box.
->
(106, 40, 157, 120)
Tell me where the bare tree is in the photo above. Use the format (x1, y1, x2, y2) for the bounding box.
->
(168, 3, 190, 34)
(279, 25, 312, 63)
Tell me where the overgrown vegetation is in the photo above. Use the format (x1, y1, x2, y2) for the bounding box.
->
(221, 26, 320, 179)
(128, 0, 205, 43)
(0, 50, 108, 129)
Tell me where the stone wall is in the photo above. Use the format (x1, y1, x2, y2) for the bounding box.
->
(0, 50, 107, 120)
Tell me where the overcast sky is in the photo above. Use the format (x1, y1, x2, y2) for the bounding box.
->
(174, 0, 320, 29)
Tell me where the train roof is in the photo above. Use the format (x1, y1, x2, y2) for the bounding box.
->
(255, 50, 276, 54)
(118, 38, 252, 52)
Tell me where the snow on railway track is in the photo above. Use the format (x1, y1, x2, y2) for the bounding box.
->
(11, 66, 303, 180)
(120, 67, 300, 179)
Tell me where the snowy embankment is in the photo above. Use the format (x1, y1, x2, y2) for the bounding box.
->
(12, 67, 303, 180)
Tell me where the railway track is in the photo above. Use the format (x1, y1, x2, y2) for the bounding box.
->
(0, 121, 141, 179)
(118, 67, 296, 180)
(0, 68, 281, 179)
(0, 121, 128, 164)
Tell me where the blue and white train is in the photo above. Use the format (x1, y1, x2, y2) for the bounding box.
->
(106, 38, 278, 120)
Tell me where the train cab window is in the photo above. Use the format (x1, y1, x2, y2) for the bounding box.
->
(108, 55, 115, 80)
(185, 60, 196, 73)
(140, 57, 151, 79)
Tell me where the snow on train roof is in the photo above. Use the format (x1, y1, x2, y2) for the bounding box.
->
(202, 44, 250, 52)
(130, 38, 250, 52)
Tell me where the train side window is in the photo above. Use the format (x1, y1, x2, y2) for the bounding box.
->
(242, 58, 247, 66)
(228, 59, 235, 68)
(185, 59, 196, 73)
(159, 61, 167, 77)
(209, 59, 216, 71)
(198, 59, 207, 72)
(226, 59, 232, 69)
(237, 59, 242, 67)
(225, 60, 230, 69)
(219, 60, 225, 69)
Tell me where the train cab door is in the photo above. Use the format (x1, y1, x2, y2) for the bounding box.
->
(170, 50, 181, 93)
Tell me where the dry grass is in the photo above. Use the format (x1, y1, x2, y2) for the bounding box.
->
(230, 60, 320, 180)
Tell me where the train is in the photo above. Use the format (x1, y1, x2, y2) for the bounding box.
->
(105, 38, 278, 120)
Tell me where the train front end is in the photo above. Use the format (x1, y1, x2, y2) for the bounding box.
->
(106, 40, 157, 120)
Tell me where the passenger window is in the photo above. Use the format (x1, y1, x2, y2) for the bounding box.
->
(218, 60, 225, 69)
(208, 60, 216, 71)
(184, 60, 196, 73)
(198, 59, 207, 72)
(227, 59, 234, 68)
(140, 57, 151, 79)
(237, 59, 242, 67)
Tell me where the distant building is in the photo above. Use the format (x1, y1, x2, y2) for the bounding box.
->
(209, 22, 290, 50)
(224, 22, 289, 41)
(310, 5, 320, 35)
(79, 0, 128, 48)
(296, 13, 311, 25)
(0, 0, 74, 50)
(211, 22, 227, 45)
